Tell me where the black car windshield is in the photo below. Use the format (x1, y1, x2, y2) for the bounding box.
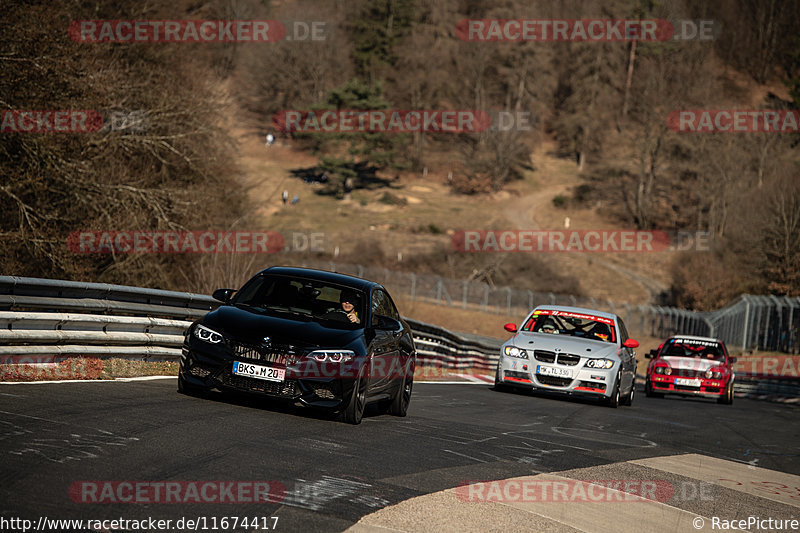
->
(662, 339, 724, 360)
(232, 274, 366, 329)
(522, 310, 617, 343)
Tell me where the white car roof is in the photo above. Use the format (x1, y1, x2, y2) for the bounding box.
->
(532, 305, 617, 321)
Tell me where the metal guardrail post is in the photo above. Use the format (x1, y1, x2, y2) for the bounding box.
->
(788, 299, 797, 353)
(742, 296, 750, 351)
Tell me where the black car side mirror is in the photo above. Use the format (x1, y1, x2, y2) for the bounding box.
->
(374, 315, 400, 330)
(645, 349, 658, 359)
(212, 288, 236, 303)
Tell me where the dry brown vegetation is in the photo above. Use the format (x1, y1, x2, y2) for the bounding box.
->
(2, 0, 799, 315)
(1, 0, 248, 289)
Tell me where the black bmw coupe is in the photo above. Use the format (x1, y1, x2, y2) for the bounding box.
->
(178, 266, 416, 424)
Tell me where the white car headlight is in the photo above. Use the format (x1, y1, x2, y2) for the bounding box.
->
(194, 324, 223, 344)
(584, 358, 614, 369)
(504, 346, 528, 359)
(307, 350, 355, 363)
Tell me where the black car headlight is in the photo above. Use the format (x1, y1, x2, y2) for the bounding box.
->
(194, 324, 223, 344)
(503, 346, 528, 359)
(584, 358, 614, 369)
(307, 350, 355, 363)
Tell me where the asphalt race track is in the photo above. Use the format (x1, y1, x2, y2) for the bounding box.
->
(1, 380, 798, 532)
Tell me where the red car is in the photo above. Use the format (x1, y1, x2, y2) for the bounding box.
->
(644, 335, 736, 404)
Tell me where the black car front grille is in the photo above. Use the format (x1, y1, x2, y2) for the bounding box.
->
(219, 371, 299, 397)
(534, 350, 580, 366)
(536, 375, 572, 387)
(557, 354, 581, 366)
(231, 341, 291, 366)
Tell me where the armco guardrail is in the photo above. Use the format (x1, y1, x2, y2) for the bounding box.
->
(0, 312, 188, 358)
(404, 318, 500, 371)
(0, 276, 499, 367)
(0, 275, 797, 401)
(0, 276, 216, 319)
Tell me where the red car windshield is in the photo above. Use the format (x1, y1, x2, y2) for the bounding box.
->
(661, 339, 724, 361)
(522, 310, 617, 343)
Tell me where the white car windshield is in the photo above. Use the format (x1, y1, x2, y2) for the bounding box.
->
(522, 311, 617, 343)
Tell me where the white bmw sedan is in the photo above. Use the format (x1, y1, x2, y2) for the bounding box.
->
(495, 305, 639, 407)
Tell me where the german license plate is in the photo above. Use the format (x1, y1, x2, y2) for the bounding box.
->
(675, 377, 701, 387)
(233, 361, 285, 382)
(536, 365, 572, 378)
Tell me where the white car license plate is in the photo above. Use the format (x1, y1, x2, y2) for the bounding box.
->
(537, 365, 572, 378)
(233, 361, 285, 382)
(675, 377, 701, 387)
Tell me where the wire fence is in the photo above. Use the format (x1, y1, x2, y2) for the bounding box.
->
(296, 260, 799, 354)
(705, 295, 800, 353)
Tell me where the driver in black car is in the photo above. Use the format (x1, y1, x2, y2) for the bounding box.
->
(338, 290, 360, 324)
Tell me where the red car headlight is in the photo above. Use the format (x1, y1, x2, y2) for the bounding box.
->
(654, 365, 672, 375)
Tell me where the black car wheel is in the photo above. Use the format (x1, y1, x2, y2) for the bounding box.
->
(645, 378, 663, 398)
(389, 372, 413, 417)
(717, 380, 734, 405)
(177, 372, 206, 397)
(622, 380, 635, 406)
(606, 372, 621, 408)
(342, 366, 367, 424)
(493, 364, 509, 392)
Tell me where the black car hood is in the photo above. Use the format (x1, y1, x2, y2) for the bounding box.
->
(202, 305, 363, 349)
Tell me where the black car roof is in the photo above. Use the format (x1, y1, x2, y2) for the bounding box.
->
(257, 266, 379, 292)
